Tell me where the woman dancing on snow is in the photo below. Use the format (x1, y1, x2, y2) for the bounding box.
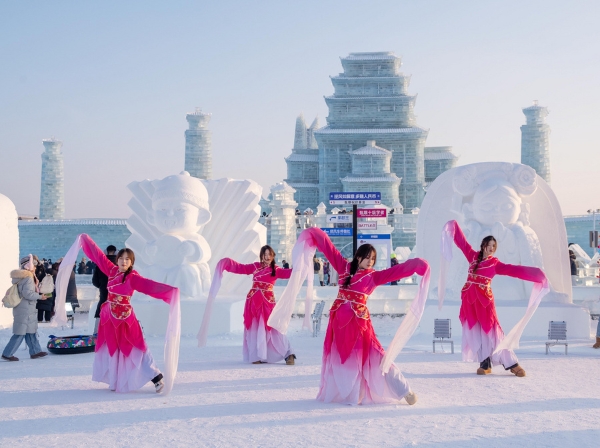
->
(198, 245, 296, 365)
(440, 220, 548, 377)
(55, 234, 180, 393)
(269, 228, 430, 405)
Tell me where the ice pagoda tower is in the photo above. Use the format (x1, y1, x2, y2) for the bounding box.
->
(268, 182, 298, 264)
(39, 138, 65, 219)
(185, 108, 212, 180)
(314, 52, 429, 210)
(342, 140, 401, 205)
(521, 101, 551, 185)
(284, 114, 320, 211)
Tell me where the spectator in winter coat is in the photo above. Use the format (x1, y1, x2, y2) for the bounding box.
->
(85, 260, 95, 274)
(390, 254, 399, 285)
(569, 250, 578, 286)
(77, 258, 87, 275)
(66, 268, 79, 309)
(91, 244, 117, 333)
(1, 255, 52, 361)
(38, 262, 59, 322)
(282, 260, 290, 269)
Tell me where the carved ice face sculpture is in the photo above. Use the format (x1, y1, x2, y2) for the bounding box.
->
(148, 172, 211, 235)
(472, 180, 521, 227)
(152, 201, 203, 234)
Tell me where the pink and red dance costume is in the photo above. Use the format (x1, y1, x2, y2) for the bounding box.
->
(302, 228, 428, 405)
(81, 235, 178, 392)
(447, 220, 546, 371)
(219, 259, 294, 363)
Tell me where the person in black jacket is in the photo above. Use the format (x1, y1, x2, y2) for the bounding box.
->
(91, 245, 117, 333)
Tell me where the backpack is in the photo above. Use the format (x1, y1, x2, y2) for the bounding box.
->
(39, 274, 54, 295)
(314, 261, 320, 273)
(2, 283, 22, 308)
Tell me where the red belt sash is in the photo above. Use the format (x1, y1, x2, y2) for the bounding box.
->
(462, 273, 493, 300)
(107, 293, 133, 320)
(331, 289, 370, 319)
(247, 281, 275, 303)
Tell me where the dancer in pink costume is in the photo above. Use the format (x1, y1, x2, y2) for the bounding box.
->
(440, 220, 549, 377)
(55, 234, 181, 394)
(198, 245, 296, 365)
(270, 228, 430, 405)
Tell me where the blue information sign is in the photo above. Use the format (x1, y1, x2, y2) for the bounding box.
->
(329, 192, 381, 205)
(321, 228, 353, 237)
(357, 234, 391, 240)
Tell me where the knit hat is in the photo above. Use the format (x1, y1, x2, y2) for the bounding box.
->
(20, 254, 34, 270)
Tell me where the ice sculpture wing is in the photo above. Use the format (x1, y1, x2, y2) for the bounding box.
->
(201, 178, 267, 295)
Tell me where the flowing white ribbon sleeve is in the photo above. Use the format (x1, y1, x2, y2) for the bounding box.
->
(197, 258, 228, 347)
(493, 277, 549, 353)
(162, 289, 181, 395)
(380, 265, 431, 374)
(53, 235, 83, 327)
(438, 221, 455, 310)
(268, 231, 316, 334)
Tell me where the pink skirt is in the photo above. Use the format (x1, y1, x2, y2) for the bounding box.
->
(317, 302, 410, 405)
(92, 344, 160, 392)
(243, 315, 293, 363)
(462, 322, 518, 368)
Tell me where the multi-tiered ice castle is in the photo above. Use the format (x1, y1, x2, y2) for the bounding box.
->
(285, 52, 458, 213)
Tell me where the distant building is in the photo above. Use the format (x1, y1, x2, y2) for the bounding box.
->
(284, 52, 458, 214)
(19, 219, 130, 260)
(39, 138, 65, 219)
(424, 146, 459, 184)
(521, 101, 551, 185)
(185, 108, 212, 179)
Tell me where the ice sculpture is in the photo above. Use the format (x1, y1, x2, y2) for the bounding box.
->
(417, 162, 571, 303)
(0, 193, 19, 329)
(126, 172, 212, 299)
(127, 172, 266, 299)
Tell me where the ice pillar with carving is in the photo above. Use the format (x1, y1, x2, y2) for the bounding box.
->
(39, 138, 65, 219)
(269, 182, 297, 265)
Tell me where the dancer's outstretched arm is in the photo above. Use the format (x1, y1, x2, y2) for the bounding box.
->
(373, 258, 429, 285)
(496, 262, 546, 283)
(217, 258, 257, 276)
(301, 227, 348, 274)
(80, 234, 119, 277)
(129, 273, 179, 304)
(445, 220, 478, 261)
(276, 267, 292, 279)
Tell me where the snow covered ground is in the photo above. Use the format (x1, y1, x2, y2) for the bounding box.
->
(1, 314, 599, 447)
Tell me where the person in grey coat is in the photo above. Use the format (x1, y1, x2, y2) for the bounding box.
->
(1, 255, 52, 361)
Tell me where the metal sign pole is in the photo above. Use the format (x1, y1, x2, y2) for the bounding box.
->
(353, 204, 357, 256)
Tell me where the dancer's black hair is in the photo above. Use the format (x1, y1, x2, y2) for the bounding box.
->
(343, 244, 377, 287)
(473, 236, 497, 273)
(260, 245, 277, 276)
(117, 248, 135, 283)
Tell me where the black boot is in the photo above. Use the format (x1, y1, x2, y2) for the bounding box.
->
(477, 357, 492, 375)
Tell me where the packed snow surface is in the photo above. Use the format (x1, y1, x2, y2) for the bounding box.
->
(1, 315, 599, 447)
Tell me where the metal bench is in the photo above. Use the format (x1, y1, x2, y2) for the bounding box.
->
(546, 321, 568, 355)
(433, 318, 454, 354)
(312, 301, 326, 337)
(65, 302, 75, 329)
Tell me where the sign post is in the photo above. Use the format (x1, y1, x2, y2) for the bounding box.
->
(329, 192, 381, 256)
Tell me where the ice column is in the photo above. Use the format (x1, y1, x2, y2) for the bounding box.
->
(269, 182, 297, 265)
(521, 101, 551, 185)
(39, 138, 65, 219)
(185, 108, 212, 180)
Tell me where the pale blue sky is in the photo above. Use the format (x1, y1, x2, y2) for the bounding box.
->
(0, 1, 598, 218)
